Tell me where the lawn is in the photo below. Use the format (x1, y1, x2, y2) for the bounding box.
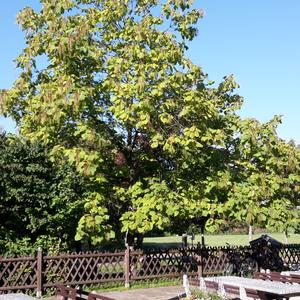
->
(144, 233, 300, 248)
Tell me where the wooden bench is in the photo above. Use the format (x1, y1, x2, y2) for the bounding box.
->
(88, 292, 116, 300)
(57, 285, 89, 300)
(189, 278, 261, 299)
(288, 273, 300, 284)
(254, 272, 300, 284)
(188, 278, 218, 292)
(204, 280, 219, 292)
(56, 285, 115, 300)
(188, 278, 201, 286)
(223, 283, 261, 299)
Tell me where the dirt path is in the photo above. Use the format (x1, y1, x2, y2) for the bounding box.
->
(91, 285, 185, 300)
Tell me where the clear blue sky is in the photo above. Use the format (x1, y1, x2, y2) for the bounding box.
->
(1, 0, 300, 143)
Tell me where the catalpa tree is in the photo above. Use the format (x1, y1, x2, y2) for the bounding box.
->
(226, 117, 300, 239)
(1, 0, 256, 244)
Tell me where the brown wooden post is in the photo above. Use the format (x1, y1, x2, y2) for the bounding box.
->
(197, 249, 203, 278)
(124, 245, 130, 288)
(36, 247, 43, 298)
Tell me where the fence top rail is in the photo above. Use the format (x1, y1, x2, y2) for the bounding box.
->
(0, 256, 35, 262)
(283, 244, 300, 248)
(44, 252, 125, 260)
(0, 285, 37, 291)
(130, 249, 182, 255)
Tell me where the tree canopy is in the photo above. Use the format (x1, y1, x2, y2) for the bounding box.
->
(226, 117, 300, 234)
(1, 0, 299, 245)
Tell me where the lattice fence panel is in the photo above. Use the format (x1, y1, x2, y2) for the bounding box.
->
(0, 256, 36, 294)
(1, 244, 300, 294)
(43, 251, 125, 288)
(130, 246, 254, 280)
(202, 246, 250, 275)
(202, 247, 227, 274)
(280, 244, 300, 270)
(130, 249, 188, 280)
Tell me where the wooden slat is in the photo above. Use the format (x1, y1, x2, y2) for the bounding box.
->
(88, 292, 115, 300)
(44, 278, 125, 288)
(44, 253, 124, 260)
(0, 285, 36, 291)
(56, 285, 89, 300)
(223, 283, 240, 295)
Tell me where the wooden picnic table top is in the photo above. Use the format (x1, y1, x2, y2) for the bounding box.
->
(205, 276, 300, 298)
(282, 271, 300, 276)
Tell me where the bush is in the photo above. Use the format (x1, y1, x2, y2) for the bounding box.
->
(0, 133, 85, 255)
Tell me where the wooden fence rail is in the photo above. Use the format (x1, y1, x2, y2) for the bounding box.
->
(0, 244, 299, 296)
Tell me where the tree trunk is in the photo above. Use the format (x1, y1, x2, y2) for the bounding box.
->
(200, 224, 205, 246)
(285, 229, 289, 244)
(248, 224, 253, 241)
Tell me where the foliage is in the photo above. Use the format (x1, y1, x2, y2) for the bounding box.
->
(0, 133, 85, 253)
(225, 117, 300, 233)
(183, 289, 224, 300)
(1, 0, 243, 243)
(1, 236, 69, 257)
(1, 0, 299, 245)
(93, 278, 181, 293)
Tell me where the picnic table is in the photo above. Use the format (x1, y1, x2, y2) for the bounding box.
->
(283, 271, 300, 276)
(205, 276, 300, 300)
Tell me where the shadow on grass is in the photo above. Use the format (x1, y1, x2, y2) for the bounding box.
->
(143, 242, 182, 249)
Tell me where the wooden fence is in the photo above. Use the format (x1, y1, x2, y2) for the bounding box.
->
(0, 244, 300, 296)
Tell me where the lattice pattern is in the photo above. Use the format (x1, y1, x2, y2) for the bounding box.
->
(130, 249, 190, 279)
(202, 247, 229, 274)
(130, 246, 232, 279)
(1, 244, 300, 294)
(0, 256, 36, 294)
(43, 252, 125, 288)
(184, 246, 250, 275)
(280, 245, 300, 269)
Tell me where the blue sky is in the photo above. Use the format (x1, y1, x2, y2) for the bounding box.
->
(1, 0, 299, 143)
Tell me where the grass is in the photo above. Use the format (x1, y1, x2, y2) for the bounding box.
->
(92, 232, 300, 294)
(144, 233, 300, 248)
(91, 278, 182, 292)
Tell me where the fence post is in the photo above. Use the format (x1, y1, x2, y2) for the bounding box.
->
(124, 245, 130, 288)
(197, 248, 203, 278)
(36, 247, 43, 298)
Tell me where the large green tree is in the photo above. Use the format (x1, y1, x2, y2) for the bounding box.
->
(2, 0, 298, 245)
(1, 0, 243, 244)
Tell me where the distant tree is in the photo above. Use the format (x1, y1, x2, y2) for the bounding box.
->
(0, 132, 7, 241)
(226, 116, 300, 240)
